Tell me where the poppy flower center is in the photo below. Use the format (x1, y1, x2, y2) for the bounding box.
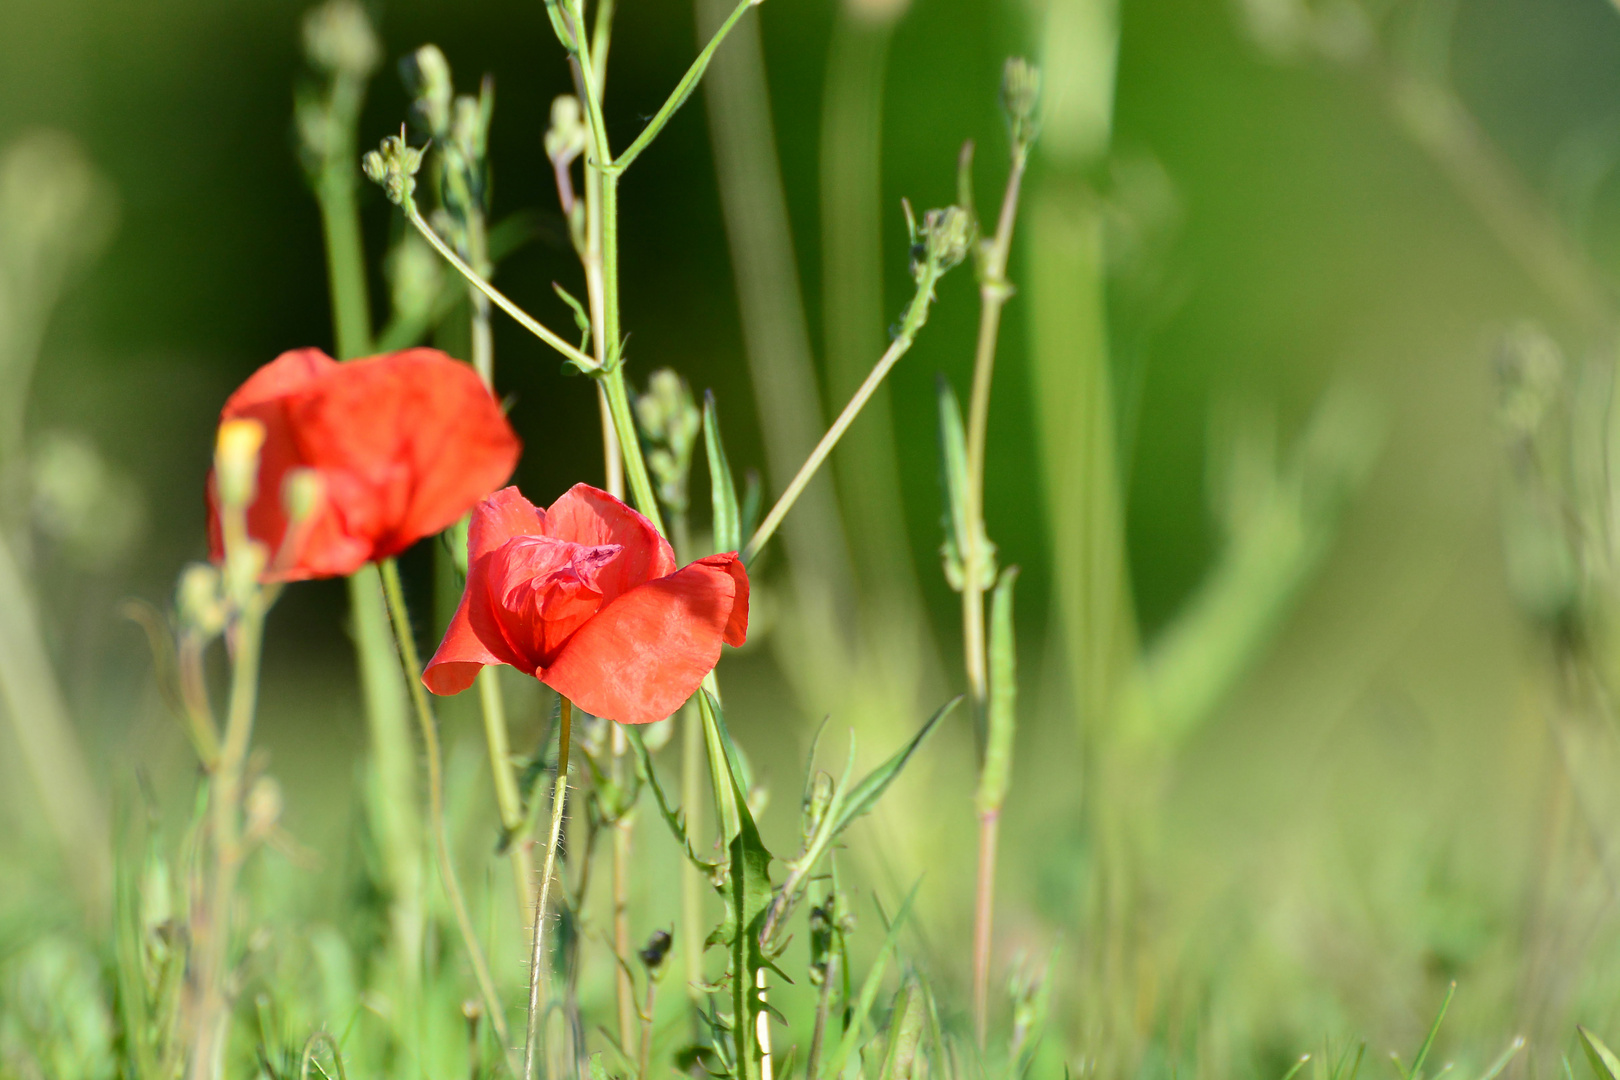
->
(486, 534, 625, 666)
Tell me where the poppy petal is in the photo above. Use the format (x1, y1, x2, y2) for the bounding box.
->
(699, 552, 749, 646)
(469, 486, 547, 561)
(291, 350, 520, 559)
(423, 583, 507, 695)
(539, 558, 742, 725)
(221, 348, 337, 416)
(544, 483, 677, 602)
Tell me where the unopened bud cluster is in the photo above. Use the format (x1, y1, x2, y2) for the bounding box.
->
(363, 132, 425, 207)
(635, 370, 701, 516)
(907, 204, 974, 285)
(1001, 58, 1040, 163)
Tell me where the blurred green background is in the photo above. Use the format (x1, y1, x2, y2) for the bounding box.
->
(8, 0, 1620, 1069)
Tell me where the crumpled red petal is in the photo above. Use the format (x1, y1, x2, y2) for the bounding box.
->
(539, 555, 745, 725)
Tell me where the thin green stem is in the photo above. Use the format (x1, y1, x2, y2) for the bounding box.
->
(317, 71, 373, 362)
(403, 201, 595, 370)
(609, 0, 755, 175)
(188, 546, 270, 1080)
(481, 668, 536, 916)
(378, 557, 514, 1067)
(743, 265, 945, 563)
(524, 697, 574, 1080)
(679, 699, 705, 999)
(601, 354, 666, 531)
(963, 151, 1026, 1048)
(611, 724, 637, 1048)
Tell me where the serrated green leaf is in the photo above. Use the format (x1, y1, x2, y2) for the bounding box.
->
(625, 726, 724, 876)
(977, 566, 1020, 813)
(588, 1052, 611, 1080)
(705, 391, 741, 554)
(1580, 1028, 1620, 1080)
(830, 698, 960, 841)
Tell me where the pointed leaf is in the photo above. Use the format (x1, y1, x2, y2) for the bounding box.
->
(830, 698, 960, 841)
(977, 567, 1019, 813)
(1580, 1029, 1620, 1080)
(825, 881, 922, 1080)
(625, 726, 724, 875)
(705, 392, 741, 554)
(936, 376, 971, 591)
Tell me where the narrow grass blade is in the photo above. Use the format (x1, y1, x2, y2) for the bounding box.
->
(825, 880, 923, 1080)
(1579, 1028, 1620, 1080)
(1409, 981, 1456, 1080)
(706, 391, 741, 554)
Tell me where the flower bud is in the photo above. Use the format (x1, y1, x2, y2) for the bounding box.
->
(363, 132, 425, 207)
(544, 96, 587, 166)
(215, 419, 265, 510)
(909, 205, 974, 282)
(281, 467, 324, 525)
(1001, 58, 1040, 159)
(635, 370, 700, 515)
(638, 929, 673, 973)
(245, 776, 283, 841)
(177, 563, 227, 638)
(224, 540, 270, 608)
(301, 0, 380, 79)
(405, 45, 454, 137)
(801, 770, 834, 848)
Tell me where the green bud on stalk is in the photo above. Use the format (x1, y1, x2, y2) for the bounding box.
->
(1001, 58, 1040, 163)
(363, 131, 425, 206)
(405, 45, 454, 137)
(635, 370, 701, 516)
(177, 563, 227, 639)
(301, 0, 380, 79)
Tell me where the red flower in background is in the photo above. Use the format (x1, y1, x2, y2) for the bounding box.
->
(208, 347, 520, 580)
(424, 485, 748, 725)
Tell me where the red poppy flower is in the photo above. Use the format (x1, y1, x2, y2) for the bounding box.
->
(208, 347, 520, 580)
(423, 485, 748, 725)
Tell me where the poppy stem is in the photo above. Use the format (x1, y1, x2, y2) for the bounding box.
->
(377, 557, 515, 1072)
(524, 696, 574, 1080)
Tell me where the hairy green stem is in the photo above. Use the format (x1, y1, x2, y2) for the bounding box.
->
(378, 557, 513, 1067)
(524, 697, 574, 1080)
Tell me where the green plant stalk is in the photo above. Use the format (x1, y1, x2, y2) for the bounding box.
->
(459, 201, 538, 920)
(480, 667, 536, 915)
(744, 258, 948, 563)
(962, 146, 1028, 1048)
(186, 589, 267, 1080)
(960, 147, 1029, 715)
(972, 567, 1018, 1047)
(611, 721, 637, 1048)
(524, 697, 573, 1080)
(378, 557, 513, 1067)
(680, 701, 706, 1001)
(314, 101, 427, 1037)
